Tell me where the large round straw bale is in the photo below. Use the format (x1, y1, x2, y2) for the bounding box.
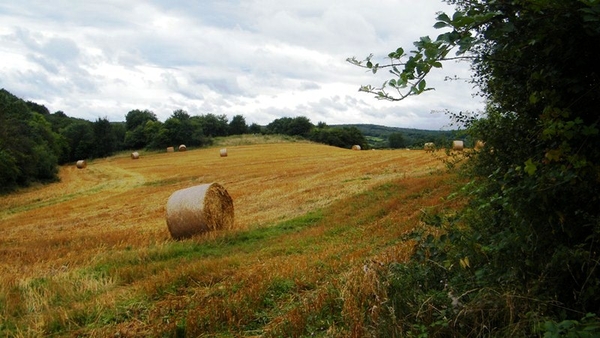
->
(424, 142, 435, 152)
(167, 146, 175, 153)
(352, 145, 361, 150)
(452, 140, 464, 151)
(220, 148, 228, 157)
(166, 183, 234, 239)
(131, 152, 140, 159)
(179, 144, 187, 152)
(76, 160, 86, 169)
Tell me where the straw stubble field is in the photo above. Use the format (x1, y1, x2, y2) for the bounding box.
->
(0, 138, 461, 336)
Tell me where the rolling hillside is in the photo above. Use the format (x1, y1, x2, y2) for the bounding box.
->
(0, 136, 462, 336)
(333, 124, 461, 149)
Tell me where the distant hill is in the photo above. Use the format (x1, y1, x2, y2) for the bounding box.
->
(332, 124, 462, 149)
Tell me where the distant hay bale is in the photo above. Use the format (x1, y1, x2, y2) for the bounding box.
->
(167, 147, 175, 153)
(453, 140, 464, 151)
(352, 145, 361, 150)
(131, 152, 140, 159)
(76, 160, 86, 169)
(179, 144, 187, 152)
(424, 142, 435, 152)
(475, 140, 485, 150)
(220, 148, 228, 157)
(166, 183, 234, 240)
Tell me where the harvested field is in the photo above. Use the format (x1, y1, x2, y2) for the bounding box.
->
(0, 138, 460, 336)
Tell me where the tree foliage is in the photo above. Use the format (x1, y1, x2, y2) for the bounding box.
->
(388, 132, 406, 149)
(92, 117, 115, 158)
(124, 109, 158, 149)
(350, 0, 600, 335)
(229, 115, 249, 135)
(0, 89, 60, 192)
(266, 116, 314, 137)
(309, 124, 368, 149)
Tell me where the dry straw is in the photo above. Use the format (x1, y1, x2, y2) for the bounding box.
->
(452, 140, 464, 151)
(179, 144, 187, 152)
(352, 145, 361, 150)
(76, 160, 86, 169)
(166, 183, 234, 239)
(424, 142, 435, 152)
(167, 147, 175, 153)
(220, 148, 228, 157)
(131, 152, 140, 159)
(475, 140, 485, 150)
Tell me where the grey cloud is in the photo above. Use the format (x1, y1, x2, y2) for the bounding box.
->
(42, 37, 80, 61)
(299, 81, 320, 90)
(0, 0, 484, 128)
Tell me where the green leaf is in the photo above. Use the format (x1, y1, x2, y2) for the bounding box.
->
(545, 149, 562, 162)
(434, 21, 450, 29)
(452, 11, 465, 22)
(524, 158, 537, 176)
(582, 125, 599, 136)
(436, 12, 452, 24)
(418, 80, 426, 92)
(529, 92, 539, 104)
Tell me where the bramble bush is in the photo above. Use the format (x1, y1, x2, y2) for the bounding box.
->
(350, 0, 600, 335)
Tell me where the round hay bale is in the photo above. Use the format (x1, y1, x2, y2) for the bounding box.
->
(452, 140, 464, 151)
(76, 160, 86, 169)
(131, 152, 140, 159)
(351, 145, 361, 151)
(475, 140, 485, 150)
(424, 142, 435, 152)
(220, 148, 228, 157)
(179, 144, 187, 152)
(166, 183, 234, 240)
(167, 146, 175, 153)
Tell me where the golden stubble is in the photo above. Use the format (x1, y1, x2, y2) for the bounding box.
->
(0, 139, 450, 335)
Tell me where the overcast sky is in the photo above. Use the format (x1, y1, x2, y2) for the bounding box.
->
(0, 0, 483, 130)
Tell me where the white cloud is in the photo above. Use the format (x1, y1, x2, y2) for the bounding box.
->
(0, 0, 483, 130)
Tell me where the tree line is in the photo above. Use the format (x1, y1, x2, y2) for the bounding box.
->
(0, 89, 367, 193)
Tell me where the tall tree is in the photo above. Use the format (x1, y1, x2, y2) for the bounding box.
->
(228, 115, 248, 135)
(124, 109, 158, 149)
(125, 109, 157, 131)
(61, 121, 94, 161)
(198, 113, 228, 137)
(266, 116, 314, 137)
(350, 0, 600, 334)
(388, 132, 406, 148)
(248, 123, 263, 134)
(92, 117, 115, 158)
